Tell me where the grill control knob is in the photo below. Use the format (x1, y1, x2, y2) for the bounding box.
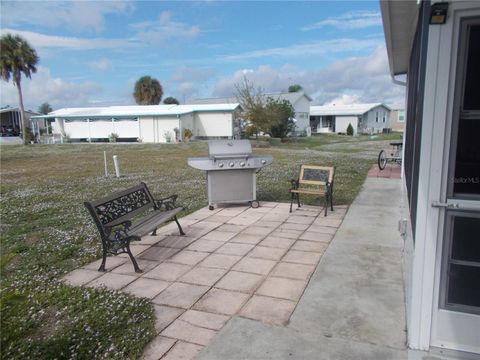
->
(240, 162, 245, 167)
(229, 162, 235, 167)
(218, 163, 224, 168)
(261, 159, 266, 165)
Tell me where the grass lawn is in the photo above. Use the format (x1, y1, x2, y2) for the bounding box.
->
(0, 133, 400, 359)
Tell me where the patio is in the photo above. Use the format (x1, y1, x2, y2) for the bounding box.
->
(63, 200, 348, 360)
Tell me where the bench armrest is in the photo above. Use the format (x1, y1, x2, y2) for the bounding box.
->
(154, 194, 179, 211)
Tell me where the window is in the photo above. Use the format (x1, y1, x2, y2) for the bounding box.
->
(375, 112, 379, 123)
(398, 110, 405, 122)
(383, 112, 386, 123)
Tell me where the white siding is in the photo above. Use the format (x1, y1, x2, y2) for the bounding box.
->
(292, 96, 311, 133)
(63, 120, 91, 138)
(155, 118, 179, 143)
(194, 112, 232, 137)
(180, 113, 195, 140)
(139, 117, 155, 142)
(112, 119, 139, 138)
(88, 120, 114, 138)
(335, 116, 358, 134)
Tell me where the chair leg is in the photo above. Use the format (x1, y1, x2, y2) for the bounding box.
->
(330, 190, 334, 212)
(98, 248, 107, 272)
(297, 193, 301, 208)
(324, 192, 328, 217)
(290, 191, 294, 213)
(151, 228, 157, 236)
(174, 215, 185, 235)
(126, 242, 142, 273)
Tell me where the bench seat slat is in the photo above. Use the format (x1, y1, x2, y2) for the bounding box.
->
(128, 207, 182, 238)
(290, 189, 324, 195)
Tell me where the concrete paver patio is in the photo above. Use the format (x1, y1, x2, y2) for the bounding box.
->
(63, 201, 347, 360)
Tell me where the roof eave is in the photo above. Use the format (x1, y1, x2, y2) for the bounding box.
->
(380, 0, 420, 76)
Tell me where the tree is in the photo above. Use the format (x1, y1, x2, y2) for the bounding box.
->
(38, 102, 52, 115)
(0, 33, 39, 144)
(346, 123, 354, 136)
(288, 84, 302, 93)
(163, 96, 179, 105)
(265, 97, 296, 138)
(133, 76, 163, 105)
(235, 76, 269, 138)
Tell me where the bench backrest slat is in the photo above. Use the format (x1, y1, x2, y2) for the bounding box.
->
(298, 165, 335, 186)
(85, 183, 155, 229)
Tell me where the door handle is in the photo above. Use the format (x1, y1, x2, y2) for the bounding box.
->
(431, 201, 459, 208)
(431, 201, 480, 211)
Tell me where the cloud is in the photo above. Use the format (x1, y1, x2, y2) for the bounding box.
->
(0, 1, 134, 33)
(302, 10, 382, 31)
(130, 11, 200, 45)
(88, 58, 112, 71)
(0, 28, 139, 50)
(219, 38, 382, 62)
(0, 66, 101, 110)
(170, 65, 215, 83)
(212, 46, 405, 108)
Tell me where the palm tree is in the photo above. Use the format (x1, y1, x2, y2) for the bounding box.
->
(0, 33, 39, 144)
(133, 76, 163, 105)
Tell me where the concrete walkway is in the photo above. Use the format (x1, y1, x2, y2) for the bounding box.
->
(198, 177, 407, 360)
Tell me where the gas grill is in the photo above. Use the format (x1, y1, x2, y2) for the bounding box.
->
(187, 140, 273, 210)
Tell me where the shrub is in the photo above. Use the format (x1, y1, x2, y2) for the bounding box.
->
(346, 123, 354, 136)
(109, 133, 119, 142)
(183, 128, 193, 140)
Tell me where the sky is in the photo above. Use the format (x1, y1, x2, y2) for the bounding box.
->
(0, 0, 405, 112)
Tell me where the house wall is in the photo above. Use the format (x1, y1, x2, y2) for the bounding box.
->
(63, 119, 91, 139)
(194, 112, 233, 138)
(155, 118, 179, 143)
(335, 116, 358, 134)
(391, 110, 406, 132)
(292, 96, 311, 134)
(363, 105, 391, 133)
(181, 113, 195, 140)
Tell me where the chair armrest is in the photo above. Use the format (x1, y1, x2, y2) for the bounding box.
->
(154, 194, 179, 211)
(290, 179, 299, 190)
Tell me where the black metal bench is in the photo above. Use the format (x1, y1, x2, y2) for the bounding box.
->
(84, 182, 185, 273)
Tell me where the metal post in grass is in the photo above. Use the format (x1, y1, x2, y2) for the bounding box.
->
(113, 155, 121, 177)
(104, 151, 108, 177)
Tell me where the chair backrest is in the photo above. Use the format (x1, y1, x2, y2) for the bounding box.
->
(298, 165, 335, 186)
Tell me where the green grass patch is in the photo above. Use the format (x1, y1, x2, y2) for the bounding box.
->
(0, 136, 395, 358)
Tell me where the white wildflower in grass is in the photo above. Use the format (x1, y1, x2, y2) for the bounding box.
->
(0, 135, 400, 359)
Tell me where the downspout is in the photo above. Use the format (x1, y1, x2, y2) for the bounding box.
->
(391, 74, 407, 86)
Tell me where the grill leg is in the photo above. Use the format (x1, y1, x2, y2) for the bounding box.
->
(174, 215, 186, 236)
(297, 193, 301, 208)
(290, 191, 294, 213)
(151, 229, 157, 236)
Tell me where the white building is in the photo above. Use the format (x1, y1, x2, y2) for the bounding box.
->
(34, 104, 241, 143)
(309, 103, 391, 135)
(189, 91, 313, 135)
(381, 0, 479, 356)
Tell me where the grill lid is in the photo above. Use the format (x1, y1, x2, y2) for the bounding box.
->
(208, 140, 252, 158)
